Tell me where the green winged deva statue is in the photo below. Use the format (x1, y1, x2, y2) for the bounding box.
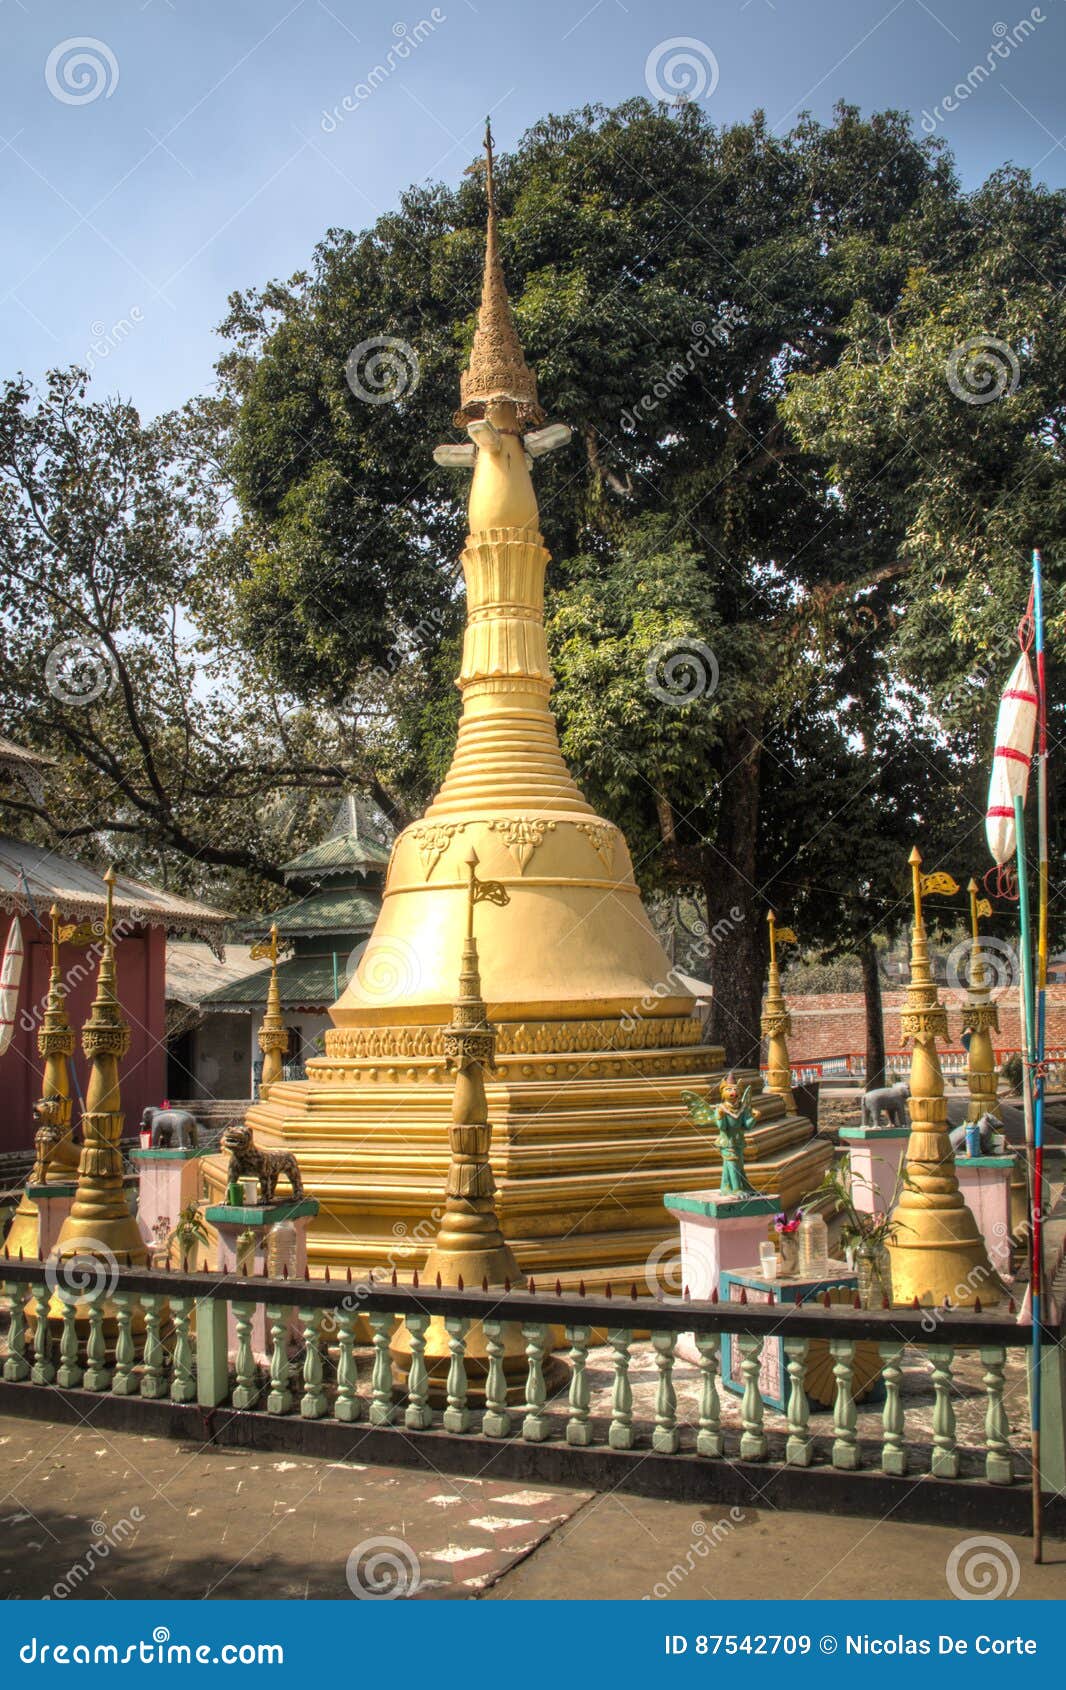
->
(682, 1073, 758, 1196)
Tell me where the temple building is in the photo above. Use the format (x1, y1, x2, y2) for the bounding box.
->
(174, 796, 389, 1100)
(201, 130, 831, 1287)
(0, 834, 228, 1158)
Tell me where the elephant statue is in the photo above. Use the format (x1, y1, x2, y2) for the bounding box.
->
(860, 1080, 910, 1129)
(141, 1105, 199, 1150)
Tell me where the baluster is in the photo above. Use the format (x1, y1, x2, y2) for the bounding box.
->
(736, 1333, 767, 1460)
(139, 1294, 166, 1399)
(783, 1337, 811, 1466)
(169, 1297, 195, 1404)
(231, 1300, 259, 1409)
(829, 1337, 859, 1470)
(928, 1345, 959, 1478)
(694, 1332, 722, 1457)
(111, 1292, 136, 1395)
(481, 1318, 510, 1438)
(369, 1310, 396, 1425)
(404, 1313, 432, 1429)
(522, 1322, 550, 1442)
(608, 1327, 634, 1450)
(83, 1296, 110, 1390)
(334, 1307, 361, 1424)
(564, 1323, 592, 1446)
(266, 1304, 294, 1414)
(651, 1330, 679, 1453)
(980, 1346, 1012, 1485)
(57, 1298, 83, 1389)
(299, 1307, 328, 1419)
(30, 1283, 54, 1385)
(2, 1283, 30, 1381)
(442, 1316, 470, 1433)
(879, 1341, 906, 1476)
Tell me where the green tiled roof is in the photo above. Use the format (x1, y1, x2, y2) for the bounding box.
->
(282, 834, 391, 878)
(238, 885, 380, 940)
(200, 954, 349, 1011)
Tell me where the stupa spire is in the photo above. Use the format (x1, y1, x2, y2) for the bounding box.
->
(455, 120, 544, 432)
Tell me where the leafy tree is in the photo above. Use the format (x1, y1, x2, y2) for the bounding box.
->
(0, 369, 404, 899)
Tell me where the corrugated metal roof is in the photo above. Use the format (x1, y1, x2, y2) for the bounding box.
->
(0, 833, 230, 949)
(200, 953, 347, 1011)
(166, 940, 263, 1007)
(281, 834, 390, 877)
(238, 885, 380, 939)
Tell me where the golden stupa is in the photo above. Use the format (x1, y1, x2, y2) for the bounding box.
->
(204, 126, 829, 1287)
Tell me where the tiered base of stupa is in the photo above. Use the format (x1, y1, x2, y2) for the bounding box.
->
(201, 1016, 829, 1289)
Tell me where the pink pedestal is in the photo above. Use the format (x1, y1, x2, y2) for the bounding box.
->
(839, 1126, 909, 1215)
(663, 1189, 780, 1365)
(26, 1185, 76, 1258)
(206, 1200, 317, 1361)
(955, 1155, 1015, 1279)
(131, 1149, 205, 1264)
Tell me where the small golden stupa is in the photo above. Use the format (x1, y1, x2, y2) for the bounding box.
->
(887, 851, 1000, 1306)
(961, 880, 1001, 1123)
(206, 125, 829, 1285)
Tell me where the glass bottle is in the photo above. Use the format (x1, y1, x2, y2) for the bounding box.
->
(798, 1211, 829, 1278)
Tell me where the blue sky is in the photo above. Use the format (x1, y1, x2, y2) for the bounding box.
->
(2, 0, 1064, 418)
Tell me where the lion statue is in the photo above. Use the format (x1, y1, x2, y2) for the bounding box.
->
(30, 1097, 68, 1185)
(220, 1123, 304, 1207)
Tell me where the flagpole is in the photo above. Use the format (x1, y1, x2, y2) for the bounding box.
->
(1014, 789, 1042, 1561)
(1031, 547, 1048, 1563)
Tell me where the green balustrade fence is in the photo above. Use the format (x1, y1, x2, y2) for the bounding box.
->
(1, 1256, 1061, 1535)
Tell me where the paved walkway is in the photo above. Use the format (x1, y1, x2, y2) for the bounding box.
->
(0, 1414, 1062, 1602)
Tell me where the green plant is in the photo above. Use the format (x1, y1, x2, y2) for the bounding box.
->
(803, 1154, 912, 1253)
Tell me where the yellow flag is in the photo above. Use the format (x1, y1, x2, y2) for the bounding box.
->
(249, 939, 274, 960)
(472, 874, 510, 909)
(976, 897, 993, 919)
(775, 927, 798, 944)
(920, 872, 959, 897)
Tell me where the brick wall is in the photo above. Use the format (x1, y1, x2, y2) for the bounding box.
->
(782, 986, 1066, 1063)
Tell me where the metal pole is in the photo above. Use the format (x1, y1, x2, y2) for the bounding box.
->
(1031, 548, 1048, 1563)
(1014, 789, 1042, 1561)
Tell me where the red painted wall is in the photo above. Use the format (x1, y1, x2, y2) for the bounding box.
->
(0, 915, 167, 1154)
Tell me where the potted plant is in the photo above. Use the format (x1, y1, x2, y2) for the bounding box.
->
(772, 1207, 803, 1276)
(804, 1154, 912, 1307)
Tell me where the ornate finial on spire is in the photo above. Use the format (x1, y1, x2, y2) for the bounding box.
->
(454, 121, 545, 430)
(257, 920, 289, 1094)
(962, 877, 1001, 1121)
(761, 910, 796, 1109)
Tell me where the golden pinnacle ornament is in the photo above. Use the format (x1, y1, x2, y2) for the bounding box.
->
(54, 869, 146, 1265)
(761, 911, 796, 1111)
(961, 880, 1001, 1123)
(252, 923, 289, 1095)
(7, 906, 81, 1257)
(422, 849, 521, 1290)
(886, 850, 1000, 1306)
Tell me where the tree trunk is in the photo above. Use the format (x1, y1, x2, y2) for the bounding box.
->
(705, 725, 763, 1070)
(861, 939, 886, 1090)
